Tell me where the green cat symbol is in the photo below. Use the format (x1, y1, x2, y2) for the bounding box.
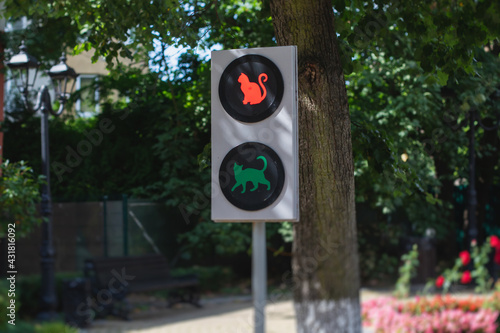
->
(231, 156, 271, 194)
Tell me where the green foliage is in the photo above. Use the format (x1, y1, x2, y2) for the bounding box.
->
(0, 160, 44, 237)
(2, 0, 275, 70)
(436, 257, 467, 294)
(33, 322, 77, 333)
(17, 272, 82, 319)
(349, 50, 450, 237)
(2, 321, 77, 333)
(335, 0, 500, 78)
(5, 0, 498, 78)
(277, 222, 294, 243)
(432, 238, 495, 294)
(357, 206, 401, 282)
(2, 0, 499, 271)
(1, 279, 75, 332)
(0, 280, 18, 330)
(394, 244, 419, 298)
(361, 251, 399, 283)
(179, 222, 252, 257)
(16, 275, 41, 319)
(349, 41, 500, 248)
(2, 56, 256, 260)
(2, 15, 81, 70)
(470, 240, 493, 293)
(3, 73, 166, 201)
(2, 321, 36, 333)
(170, 266, 235, 292)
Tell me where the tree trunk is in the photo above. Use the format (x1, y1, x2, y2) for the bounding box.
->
(270, 1, 361, 332)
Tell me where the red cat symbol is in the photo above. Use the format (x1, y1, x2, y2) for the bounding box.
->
(238, 72, 268, 105)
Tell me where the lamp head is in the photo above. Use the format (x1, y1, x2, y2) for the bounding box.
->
(6, 41, 40, 96)
(6, 41, 39, 69)
(48, 53, 79, 101)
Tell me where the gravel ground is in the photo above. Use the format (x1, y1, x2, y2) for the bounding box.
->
(79, 290, 386, 333)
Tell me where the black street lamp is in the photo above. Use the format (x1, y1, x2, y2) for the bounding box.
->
(6, 41, 78, 320)
(467, 106, 500, 245)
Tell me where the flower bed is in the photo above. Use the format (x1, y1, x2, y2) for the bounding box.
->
(362, 296, 499, 333)
(370, 235, 500, 332)
(402, 295, 484, 314)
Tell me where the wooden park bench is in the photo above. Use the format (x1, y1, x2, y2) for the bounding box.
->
(84, 254, 201, 319)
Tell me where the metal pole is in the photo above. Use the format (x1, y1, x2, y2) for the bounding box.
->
(252, 222, 267, 333)
(103, 195, 108, 257)
(122, 194, 128, 256)
(468, 110, 478, 243)
(37, 102, 57, 320)
(0, 29, 4, 169)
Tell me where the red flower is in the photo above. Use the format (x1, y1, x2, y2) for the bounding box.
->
(459, 250, 471, 266)
(435, 275, 445, 288)
(461, 271, 472, 284)
(490, 235, 500, 249)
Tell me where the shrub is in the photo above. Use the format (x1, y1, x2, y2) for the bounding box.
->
(432, 237, 496, 293)
(2, 320, 35, 332)
(33, 321, 77, 333)
(17, 272, 82, 319)
(0, 280, 20, 331)
(2, 321, 76, 333)
(0, 160, 44, 237)
(393, 243, 419, 298)
(170, 266, 235, 292)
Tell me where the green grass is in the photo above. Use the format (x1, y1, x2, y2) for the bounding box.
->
(1, 320, 77, 333)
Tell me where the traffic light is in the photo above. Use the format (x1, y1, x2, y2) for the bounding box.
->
(211, 46, 298, 222)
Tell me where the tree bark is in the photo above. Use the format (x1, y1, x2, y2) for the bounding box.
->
(269, 1, 361, 332)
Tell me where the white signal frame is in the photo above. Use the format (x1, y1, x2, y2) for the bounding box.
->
(211, 46, 298, 222)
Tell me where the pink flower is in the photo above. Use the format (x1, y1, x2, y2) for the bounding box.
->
(435, 275, 445, 288)
(459, 250, 471, 266)
(362, 296, 499, 333)
(461, 270, 472, 284)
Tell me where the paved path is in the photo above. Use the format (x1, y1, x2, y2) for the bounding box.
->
(80, 290, 384, 333)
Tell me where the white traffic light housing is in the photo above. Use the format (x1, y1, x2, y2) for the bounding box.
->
(211, 46, 298, 222)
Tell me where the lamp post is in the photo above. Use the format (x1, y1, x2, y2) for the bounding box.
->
(6, 41, 78, 320)
(467, 106, 500, 245)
